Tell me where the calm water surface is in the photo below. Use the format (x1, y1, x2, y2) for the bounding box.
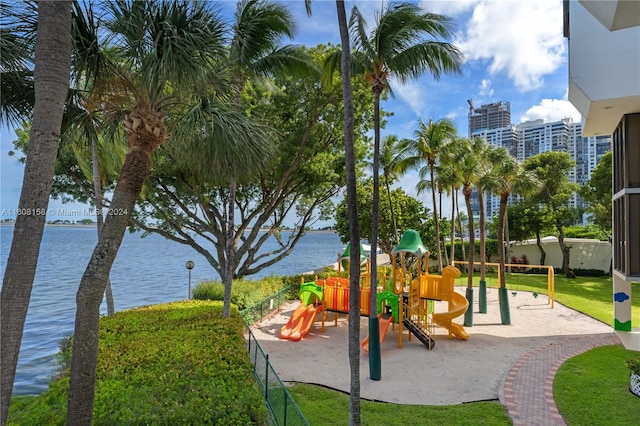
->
(0, 225, 341, 395)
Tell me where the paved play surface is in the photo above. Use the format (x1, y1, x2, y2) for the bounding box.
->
(250, 286, 615, 407)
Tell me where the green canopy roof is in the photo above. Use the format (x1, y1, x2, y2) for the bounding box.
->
(391, 229, 429, 257)
(338, 242, 369, 266)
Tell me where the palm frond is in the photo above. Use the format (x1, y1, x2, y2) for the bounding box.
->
(172, 97, 276, 185)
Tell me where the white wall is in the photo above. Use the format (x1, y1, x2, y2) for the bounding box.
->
(509, 237, 611, 272)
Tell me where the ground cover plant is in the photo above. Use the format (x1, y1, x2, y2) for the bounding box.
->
(7, 301, 267, 425)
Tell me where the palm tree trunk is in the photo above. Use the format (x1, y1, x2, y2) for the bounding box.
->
(478, 188, 487, 313)
(430, 165, 442, 272)
(67, 114, 165, 424)
(91, 139, 115, 316)
(463, 189, 474, 327)
(449, 189, 455, 264)
(385, 175, 399, 246)
(368, 89, 382, 381)
(497, 193, 511, 325)
(456, 189, 466, 268)
(0, 3, 71, 423)
(336, 1, 361, 423)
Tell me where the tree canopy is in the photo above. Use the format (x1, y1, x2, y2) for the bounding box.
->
(131, 45, 375, 279)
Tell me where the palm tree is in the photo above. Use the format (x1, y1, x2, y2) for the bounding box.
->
(65, 2, 273, 422)
(398, 118, 458, 272)
(490, 151, 540, 325)
(476, 143, 510, 313)
(370, 135, 406, 246)
(345, 1, 462, 380)
(452, 136, 484, 326)
(0, 2, 72, 423)
(434, 140, 463, 265)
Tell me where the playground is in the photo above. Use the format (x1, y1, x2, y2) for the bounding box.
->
(251, 284, 613, 406)
(250, 229, 616, 408)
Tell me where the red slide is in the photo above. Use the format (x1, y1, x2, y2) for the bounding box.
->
(361, 313, 394, 353)
(280, 303, 322, 341)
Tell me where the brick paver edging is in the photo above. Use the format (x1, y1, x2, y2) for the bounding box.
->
(503, 333, 621, 426)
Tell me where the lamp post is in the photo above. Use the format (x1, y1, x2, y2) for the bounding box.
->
(185, 260, 195, 299)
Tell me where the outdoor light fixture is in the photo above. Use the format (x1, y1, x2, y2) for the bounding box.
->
(185, 260, 195, 299)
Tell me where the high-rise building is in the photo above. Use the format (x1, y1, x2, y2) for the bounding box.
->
(467, 111, 611, 220)
(468, 100, 511, 136)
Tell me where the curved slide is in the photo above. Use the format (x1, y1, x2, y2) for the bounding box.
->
(432, 292, 470, 340)
(361, 313, 394, 352)
(280, 303, 322, 341)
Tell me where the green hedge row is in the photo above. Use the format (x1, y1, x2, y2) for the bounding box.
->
(8, 301, 267, 425)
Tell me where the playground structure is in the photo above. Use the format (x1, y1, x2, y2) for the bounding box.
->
(280, 230, 470, 350)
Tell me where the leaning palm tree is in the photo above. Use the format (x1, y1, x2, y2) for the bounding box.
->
(342, 1, 463, 380)
(489, 150, 540, 325)
(398, 118, 458, 272)
(66, 2, 273, 423)
(0, 2, 72, 422)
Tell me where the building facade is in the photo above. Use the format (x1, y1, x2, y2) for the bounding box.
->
(565, 0, 640, 350)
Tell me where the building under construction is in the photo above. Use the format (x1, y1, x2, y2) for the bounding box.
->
(467, 100, 511, 135)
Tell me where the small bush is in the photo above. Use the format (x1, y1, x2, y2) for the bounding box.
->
(192, 280, 225, 301)
(193, 276, 285, 310)
(572, 268, 609, 277)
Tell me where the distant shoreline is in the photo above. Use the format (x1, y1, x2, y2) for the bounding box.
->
(0, 222, 336, 233)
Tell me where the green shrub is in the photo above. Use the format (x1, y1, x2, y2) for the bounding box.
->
(192, 280, 225, 301)
(8, 301, 267, 425)
(192, 276, 285, 310)
(571, 268, 609, 277)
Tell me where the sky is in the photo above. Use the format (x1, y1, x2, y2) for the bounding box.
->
(0, 0, 582, 224)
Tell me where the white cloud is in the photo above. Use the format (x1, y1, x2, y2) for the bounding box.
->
(479, 78, 494, 98)
(456, 0, 565, 91)
(424, 0, 478, 16)
(520, 98, 582, 123)
(393, 79, 426, 117)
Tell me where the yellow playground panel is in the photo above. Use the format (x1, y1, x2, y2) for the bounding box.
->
(391, 230, 470, 350)
(451, 261, 556, 308)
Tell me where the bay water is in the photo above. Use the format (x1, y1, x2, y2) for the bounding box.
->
(0, 225, 341, 395)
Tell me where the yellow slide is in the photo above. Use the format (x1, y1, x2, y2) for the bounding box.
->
(432, 292, 470, 340)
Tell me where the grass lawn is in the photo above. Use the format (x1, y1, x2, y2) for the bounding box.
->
(290, 273, 640, 425)
(288, 383, 511, 426)
(554, 344, 640, 425)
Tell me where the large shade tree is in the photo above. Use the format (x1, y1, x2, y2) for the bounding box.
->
(130, 45, 373, 287)
(64, 1, 273, 423)
(523, 151, 580, 277)
(0, 2, 72, 423)
(217, 0, 314, 316)
(579, 150, 612, 238)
